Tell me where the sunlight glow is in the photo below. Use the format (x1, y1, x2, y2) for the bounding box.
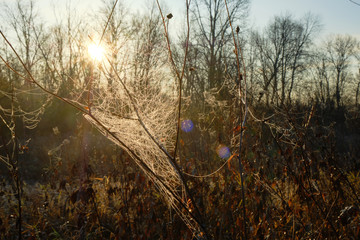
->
(88, 43, 105, 61)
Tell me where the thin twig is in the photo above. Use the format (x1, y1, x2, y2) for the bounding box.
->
(155, 1, 208, 237)
(98, 0, 119, 46)
(349, 0, 360, 6)
(224, 0, 248, 239)
(173, 0, 191, 165)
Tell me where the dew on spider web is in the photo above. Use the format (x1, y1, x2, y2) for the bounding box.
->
(83, 76, 202, 236)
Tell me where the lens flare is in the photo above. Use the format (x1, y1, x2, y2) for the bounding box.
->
(181, 119, 194, 132)
(216, 144, 231, 159)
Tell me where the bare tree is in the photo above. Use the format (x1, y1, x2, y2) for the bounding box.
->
(324, 34, 357, 108)
(97, 0, 129, 91)
(287, 13, 320, 104)
(252, 14, 320, 106)
(129, 3, 168, 94)
(3, 0, 46, 81)
(312, 53, 332, 105)
(190, 0, 249, 92)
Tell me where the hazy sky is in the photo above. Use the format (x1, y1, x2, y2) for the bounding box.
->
(2, 0, 360, 39)
(250, 0, 360, 38)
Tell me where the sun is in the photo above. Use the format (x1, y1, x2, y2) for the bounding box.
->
(88, 43, 105, 61)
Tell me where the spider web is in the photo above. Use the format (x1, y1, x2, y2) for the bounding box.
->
(83, 73, 203, 237)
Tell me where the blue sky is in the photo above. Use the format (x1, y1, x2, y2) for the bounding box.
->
(250, 0, 360, 38)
